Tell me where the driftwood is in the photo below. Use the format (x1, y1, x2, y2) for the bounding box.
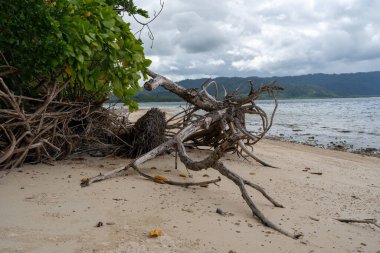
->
(85, 70, 302, 239)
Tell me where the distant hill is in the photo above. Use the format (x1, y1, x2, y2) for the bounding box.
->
(135, 71, 380, 101)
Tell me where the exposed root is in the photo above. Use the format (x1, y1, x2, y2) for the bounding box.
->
(0, 77, 134, 171)
(133, 165, 221, 187)
(237, 140, 277, 168)
(212, 161, 300, 239)
(119, 108, 166, 158)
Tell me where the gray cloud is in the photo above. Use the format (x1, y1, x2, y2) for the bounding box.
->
(132, 0, 380, 80)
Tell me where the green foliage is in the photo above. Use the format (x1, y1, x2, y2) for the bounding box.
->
(0, 0, 151, 110)
(111, 0, 149, 17)
(0, 0, 66, 84)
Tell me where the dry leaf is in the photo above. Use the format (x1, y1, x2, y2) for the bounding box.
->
(200, 184, 208, 188)
(249, 172, 255, 176)
(80, 177, 89, 186)
(202, 174, 210, 177)
(149, 229, 162, 237)
(154, 175, 167, 184)
(179, 173, 187, 178)
(64, 65, 71, 75)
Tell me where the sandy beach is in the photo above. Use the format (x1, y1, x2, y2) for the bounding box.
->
(0, 110, 379, 253)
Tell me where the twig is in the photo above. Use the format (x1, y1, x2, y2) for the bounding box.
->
(335, 218, 380, 228)
(309, 216, 320, 221)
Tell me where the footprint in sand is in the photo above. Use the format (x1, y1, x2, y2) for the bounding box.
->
(24, 192, 61, 205)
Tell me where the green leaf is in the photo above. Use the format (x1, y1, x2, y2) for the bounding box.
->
(84, 35, 92, 43)
(84, 80, 92, 90)
(77, 72, 84, 82)
(108, 42, 120, 49)
(77, 54, 84, 63)
(143, 59, 152, 67)
(80, 45, 91, 56)
(103, 19, 115, 28)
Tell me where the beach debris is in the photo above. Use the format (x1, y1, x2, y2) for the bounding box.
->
(95, 221, 103, 227)
(106, 222, 115, 225)
(179, 173, 187, 178)
(202, 174, 210, 177)
(309, 172, 323, 175)
(154, 175, 167, 184)
(148, 229, 162, 237)
(335, 218, 380, 228)
(216, 208, 224, 215)
(113, 198, 127, 202)
(309, 216, 320, 222)
(80, 177, 90, 187)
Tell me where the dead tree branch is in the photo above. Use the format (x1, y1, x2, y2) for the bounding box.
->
(85, 70, 302, 239)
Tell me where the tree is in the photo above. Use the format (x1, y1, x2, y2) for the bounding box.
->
(0, 0, 153, 169)
(0, 0, 151, 110)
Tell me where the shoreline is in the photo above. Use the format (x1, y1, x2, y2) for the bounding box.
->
(265, 135, 380, 158)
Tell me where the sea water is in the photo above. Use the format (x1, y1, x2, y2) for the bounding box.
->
(121, 97, 380, 151)
(252, 97, 380, 151)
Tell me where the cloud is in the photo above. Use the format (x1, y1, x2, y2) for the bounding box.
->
(131, 0, 380, 80)
(208, 59, 225, 66)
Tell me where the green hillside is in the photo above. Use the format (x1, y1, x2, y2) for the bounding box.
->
(133, 71, 380, 102)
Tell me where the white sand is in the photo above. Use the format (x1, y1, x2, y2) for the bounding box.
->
(0, 111, 379, 253)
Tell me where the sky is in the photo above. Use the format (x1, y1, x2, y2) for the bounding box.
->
(129, 0, 380, 81)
